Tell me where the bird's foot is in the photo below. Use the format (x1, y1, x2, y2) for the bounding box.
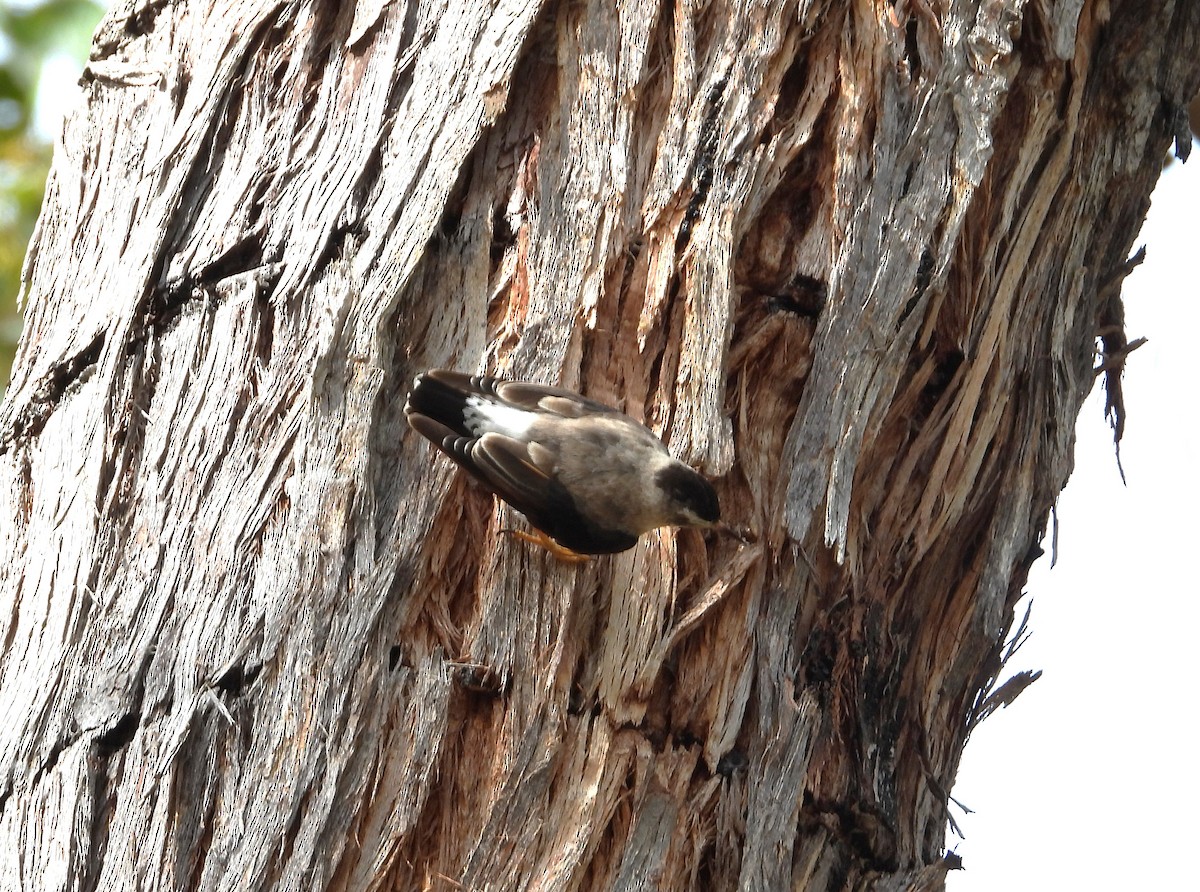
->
(504, 528, 592, 563)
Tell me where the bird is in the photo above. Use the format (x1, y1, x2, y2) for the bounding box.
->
(404, 368, 720, 558)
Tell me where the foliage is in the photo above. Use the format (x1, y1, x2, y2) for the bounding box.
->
(0, 0, 105, 388)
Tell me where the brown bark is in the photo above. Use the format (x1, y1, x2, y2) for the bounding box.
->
(0, 0, 1195, 889)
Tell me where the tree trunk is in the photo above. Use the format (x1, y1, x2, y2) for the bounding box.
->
(1, 1, 1195, 889)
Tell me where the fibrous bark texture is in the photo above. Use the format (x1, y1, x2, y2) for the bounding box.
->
(1, 0, 1195, 890)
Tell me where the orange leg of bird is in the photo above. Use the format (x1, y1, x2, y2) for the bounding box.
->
(505, 528, 592, 563)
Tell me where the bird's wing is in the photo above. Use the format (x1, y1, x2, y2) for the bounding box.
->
(492, 380, 625, 419)
(418, 368, 622, 418)
(406, 412, 463, 454)
(420, 367, 639, 422)
(469, 432, 580, 528)
(408, 408, 571, 515)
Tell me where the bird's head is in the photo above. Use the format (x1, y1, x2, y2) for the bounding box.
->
(654, 462, 720, 529)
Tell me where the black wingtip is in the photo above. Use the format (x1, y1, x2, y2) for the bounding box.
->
(408, 412, 476, 467)
(423, 368, 478, 388)
(406, 370, 478, 439)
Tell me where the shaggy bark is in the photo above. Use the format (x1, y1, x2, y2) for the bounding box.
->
(0, 0, 1194, 890)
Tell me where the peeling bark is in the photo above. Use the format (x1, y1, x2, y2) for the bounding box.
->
(1, 0, 1196, 889)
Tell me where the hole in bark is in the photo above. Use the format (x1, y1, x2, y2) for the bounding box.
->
(567, 682, 586, 716)
(438, 159, 474, 237)
(675, 73, 729, 252)
(388, 644, 406, 672)
(694, 838, 719, 889)
(255, 286, 275, 365)
(132, 281, 195, 350)
(914, 248, 934, 297)
(32, 740, 66, 789)
(490, 200, 517, 263)
(215, 661, 261, 698)
(125, 0, 166, 37)
(0, 330, 106, 454)
(904, 17, 922, 81)
(800, 612, 840, 687)
(896, 249, 936, 329)
(452, 663, 503, 695)
(715, 748, 749, 777)
(766, 274, 828, 318)
(197, 231, 266, 286)
(244, 175, 272, 233)
(96, 711, 140, 758)
(764, 53, 814, 144)
(908, 345, 965, 430)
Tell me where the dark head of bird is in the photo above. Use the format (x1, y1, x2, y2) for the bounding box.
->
(654, 463, 721, 528)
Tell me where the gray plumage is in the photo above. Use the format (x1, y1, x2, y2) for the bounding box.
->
(404, 369, 720, 555)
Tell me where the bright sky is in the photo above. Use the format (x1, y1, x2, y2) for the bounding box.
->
(947, 152, 1200, 889)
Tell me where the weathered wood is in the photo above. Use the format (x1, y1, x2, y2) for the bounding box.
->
(0, 0, 1195, 889)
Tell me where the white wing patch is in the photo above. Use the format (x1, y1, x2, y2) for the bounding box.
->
(463, 396, 535, 438)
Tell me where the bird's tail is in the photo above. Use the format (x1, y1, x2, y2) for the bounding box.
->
(404, 369, 484, 438)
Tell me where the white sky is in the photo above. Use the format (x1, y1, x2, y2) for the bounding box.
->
(947, 152, 1200, 889)
(27, 15, 1199, 887)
